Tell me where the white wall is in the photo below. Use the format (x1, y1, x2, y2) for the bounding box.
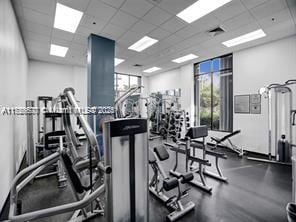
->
(233, 35, 296, 154)
(0, 0, 28, 210)
(28, 60, 87, 107)
(146, 35, 296, 154)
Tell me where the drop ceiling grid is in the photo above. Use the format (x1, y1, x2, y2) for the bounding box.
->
(11, 0, 296, 74)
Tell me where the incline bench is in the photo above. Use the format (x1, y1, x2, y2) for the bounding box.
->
(210, 130, 244, 157)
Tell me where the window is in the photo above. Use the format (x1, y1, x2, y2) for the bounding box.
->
(194, 54, 233, 132)
(114, 73, 141, 98)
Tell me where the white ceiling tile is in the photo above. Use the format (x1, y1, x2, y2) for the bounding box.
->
(264, 19, 295, 34)
(20, 19, 52, 36)
(250, 0, 288, 20)
(86, 0, 117, 21)
(142, 7, 172, 26)
(222, 12, 256, 32)
(163, 34, 183, 46)
(190, 14, 220, 31)
(148, 27, 171, 40)
(117, 30, 144, 47)
(102, 23, 127, 40)
(240, 0, 270, 10)
(161, 17, 187, 33)
(80, 15, 107, 31)
(120, 0, 154, 18)
(258, 8, 293, 29)
(175, 25, 200, 39)
(51, 38, 72, 47)
(73, 34, 88, 46)
(158, 0, 196, 14)
(21, 0, 55, 16)
(143, 40, 170, 55)
(52, 29, 74, 41)
(58, 0, 91, 11)
(173, 32, 210, 51)
(212, 0, 246, 21)
(25, 40, 50, 51)
(71, 42, 88, 53)
(130, 20, 156, 36)
(110, 10, 139, 29)
(76, 25, 98, 37)
(22, 7, 54, 27)
(101, 0, 125, 8)
(22, 30, 51, 44)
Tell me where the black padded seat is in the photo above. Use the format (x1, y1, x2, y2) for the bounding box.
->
(149, 149, 157, 164)
(163, 177, 178, 191)
(180, 173, 194, 184)
(154, 146, 169, 161)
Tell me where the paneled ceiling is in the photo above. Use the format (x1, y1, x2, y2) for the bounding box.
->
(12, 0, 296, 75)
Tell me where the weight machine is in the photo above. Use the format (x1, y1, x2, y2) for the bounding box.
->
(248, 79, 296, 164)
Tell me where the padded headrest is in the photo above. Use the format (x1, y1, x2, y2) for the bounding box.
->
(153, 146, 169, 161)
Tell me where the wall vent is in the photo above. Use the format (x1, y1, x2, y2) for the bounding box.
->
(133, 64, 143, 67)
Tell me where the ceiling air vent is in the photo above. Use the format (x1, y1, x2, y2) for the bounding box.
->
(206, 26, 225, 37)
(133, 64, 143, 67)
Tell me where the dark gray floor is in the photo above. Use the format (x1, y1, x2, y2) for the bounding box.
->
(1, 140, 292, 222)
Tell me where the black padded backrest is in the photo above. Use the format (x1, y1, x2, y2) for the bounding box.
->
(61, 153, 84, 194)
(149, 149, 156, 164)
(185, 126, 208, 139)
(154, 146, 169, 161)
(219, 130, 241, 142)
(44, 131, 66, 150)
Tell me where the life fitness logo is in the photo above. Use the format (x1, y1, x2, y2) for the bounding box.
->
(123, 125, 140, 131)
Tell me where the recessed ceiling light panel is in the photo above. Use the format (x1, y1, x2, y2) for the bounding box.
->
(128, 36, 158, 52)
(172, 54, 198, 63)
(222, 29, 266, 47)
(115, 58, 125, 66)
(50, 44, 68, 57)
(54, 3, 83, 33)
(177, 0, 232, 23)
(143, 67, 161, 73)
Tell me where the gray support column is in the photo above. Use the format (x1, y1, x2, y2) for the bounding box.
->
(87, 34, 115, 132)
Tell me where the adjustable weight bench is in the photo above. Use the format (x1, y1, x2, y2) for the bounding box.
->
(149, 146, 195, 222)
(210, 130, 244, 157)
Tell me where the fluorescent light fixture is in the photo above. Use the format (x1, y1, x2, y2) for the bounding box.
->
(128, 36, 158, 52)
(143, 67, 161, 73)
(222, 29, 266, 47)
(177, 0, 232, 23)
(54, 3, 83, 33)
(50, 44, 68, 57)
(172, 54, 198, 63)
(115, 58, 125, 66)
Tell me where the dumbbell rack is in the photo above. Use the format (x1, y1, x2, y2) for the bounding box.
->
(166, 110, 186, 142)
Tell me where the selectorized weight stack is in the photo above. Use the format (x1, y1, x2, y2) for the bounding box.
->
(103, 118, 149, 222)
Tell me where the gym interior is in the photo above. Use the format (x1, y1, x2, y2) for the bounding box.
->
(0, 0, 296, 221)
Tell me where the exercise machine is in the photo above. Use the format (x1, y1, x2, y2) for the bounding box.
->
(149, 146, 195, 221)
(248, 79, 296, 164)
(209, 130, 244, 157)
(165, 126, 213, 193)
(6, 88, 110, 222)
(103, 118, 149, 222)
(165, 126, 228, 194)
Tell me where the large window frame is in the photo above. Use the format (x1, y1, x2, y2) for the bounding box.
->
(194, 54, 233, 132)
(114, 72, 142, 98)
